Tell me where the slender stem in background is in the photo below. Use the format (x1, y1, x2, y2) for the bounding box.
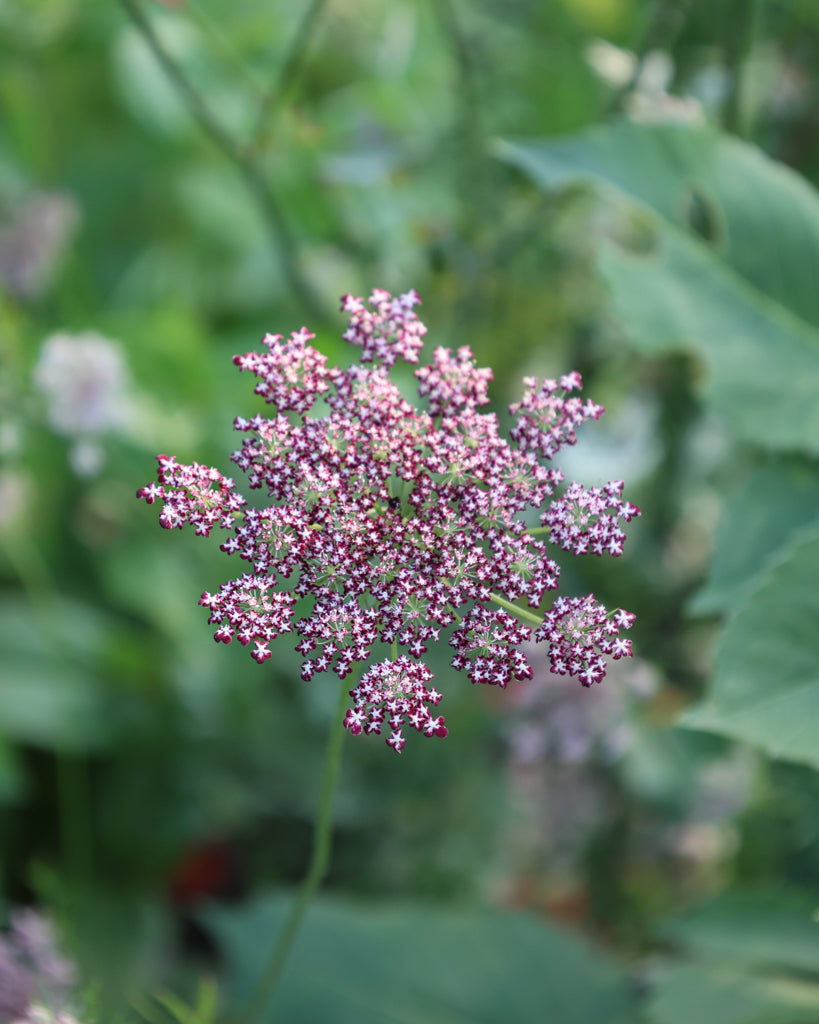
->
(117, 0, 326, 321)
(1, 534, 94, 893)
(241, 677, 350, 1024)
(722, 0, 762, 137)
(436, 0, 487, 239)
(248, 0, 330, 153)
(606, 0, 697, 115)
(188, 0, 267, 101)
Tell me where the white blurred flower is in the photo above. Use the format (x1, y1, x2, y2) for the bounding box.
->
(0, 192, 79, 300)
(12, 1009, 85, 1024)
(32, 331, 132, 476)
(585, 39, 636, 89)
(586, 40, 705, 125)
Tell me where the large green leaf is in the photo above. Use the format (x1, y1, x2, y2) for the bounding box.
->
(660, 889, 819, 974)
(496, 122, 819, 453)
(683, 525, 819, 766)
(648, 889, 819, 1023)
(201, 893, 642, 1024)
(495, 121, 819, 327)
(597, 226, 819, 453)
(691, 462, 819, 616)
(0, 597, 118, 751)
(648, 963, 819, 1024)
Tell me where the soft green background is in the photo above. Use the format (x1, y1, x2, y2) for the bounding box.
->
(3, 0, 819, 1021)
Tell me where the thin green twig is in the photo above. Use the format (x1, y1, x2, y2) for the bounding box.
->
(606, 0, 697, 115)
(241, 677, 350, 1024)
(248, 0, 329, 153)
(117, 0, 326, 320)
(722, 0, 762, 137)
(489, 592, 544, 628)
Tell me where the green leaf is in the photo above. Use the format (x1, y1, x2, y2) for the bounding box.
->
(683, 525, 819, 767)
(596, 228, 819, 453)
(691, 462, 819, 616)
(495, 121, 819, 327)
(661, 889, 819, 974)
(496, 122, 819, 453)
(201, 893, 641, 1024)
(647, 963, 819, 1024)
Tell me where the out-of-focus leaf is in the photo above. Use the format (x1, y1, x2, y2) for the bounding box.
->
(0, 655, 112, 751)
(495, 121, 819, 327)
(0, 597, 118, 751)
(647, 963, 819, 1024)
(683, 525, 819, 767)
(496, 122, 819, 453)
(596, 228, 819, 453)
(691, 463, 819, 616)
(202, 893, 642, 1024)
(660, 888, 819, 973)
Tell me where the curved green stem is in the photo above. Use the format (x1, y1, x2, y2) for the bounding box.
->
(489, 592, 543, 628)
(117, 0, 326, 320)
(248, 0, 329, 152)
(241, 677, 350, 1024)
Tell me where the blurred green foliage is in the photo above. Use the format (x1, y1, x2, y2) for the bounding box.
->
(3, 0, 819, 1020)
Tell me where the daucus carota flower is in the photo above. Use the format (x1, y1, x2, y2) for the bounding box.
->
(138, 289, 640, 752)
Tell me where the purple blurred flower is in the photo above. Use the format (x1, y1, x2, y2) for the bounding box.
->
(0, 909, 75, 1023)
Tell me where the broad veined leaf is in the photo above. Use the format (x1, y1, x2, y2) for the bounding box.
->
(691, 462, 819, 616)
(647, 963, 819, 1024)
(201, 893, 642, 1024)
(683, 525, 819, 766)
(660, 888, 819, 974)
(496, 122, 819, 453)
(495, 120, 819, 327)
(597, 226, 819, 453)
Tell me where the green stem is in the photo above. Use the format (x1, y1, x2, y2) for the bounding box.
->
(241, 677, 350, 1023)
(524, 526, 550, 537)
(489, 593, 543, 628)
(117, 0, 326, 320)
(606, 0, 696, 115)
(248, 0, 330, 152)
(722, 0, 762, 137)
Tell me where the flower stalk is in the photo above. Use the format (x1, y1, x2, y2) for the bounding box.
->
(242, 677, 349, 1024)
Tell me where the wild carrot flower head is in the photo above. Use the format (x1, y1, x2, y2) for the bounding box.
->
(138, 289, 640, 752)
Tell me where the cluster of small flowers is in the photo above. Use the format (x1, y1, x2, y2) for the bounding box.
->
(340, 288, 426, 365)
(535, 596, 636, 687)
(540, 479, 641, 557)
(344, 658, 448, 753)
(138, 289, 640, 752)
(509, 372, 605, 460)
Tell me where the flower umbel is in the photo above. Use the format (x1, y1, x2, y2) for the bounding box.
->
(138, 289, 640, 752)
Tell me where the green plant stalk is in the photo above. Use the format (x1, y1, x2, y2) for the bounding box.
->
(489, 592, 544, 627)
(1, 533, 94, 891)
(607, 0, 696, 115)
(248, 0, 329, 152)
(117, 0, 326, 321)
(723, 0, 763, 137)
(241, 677, 350, 1024)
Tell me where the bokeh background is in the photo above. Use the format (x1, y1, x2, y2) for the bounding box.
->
(3, 0, 819, 1020)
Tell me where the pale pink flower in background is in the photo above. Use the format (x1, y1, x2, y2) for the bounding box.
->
(33, 330, 132, 476)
